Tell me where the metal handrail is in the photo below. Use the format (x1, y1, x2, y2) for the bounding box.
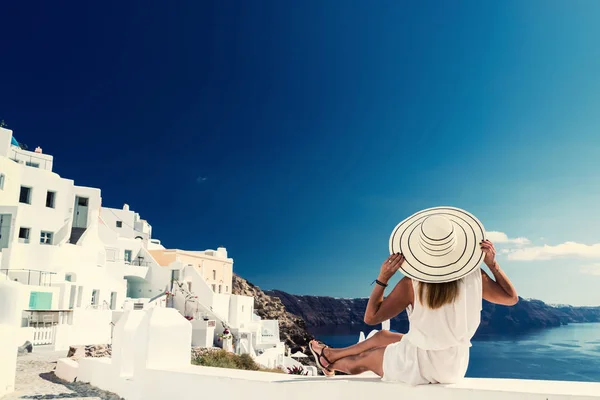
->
(172, 279, 233, 332)
(10, 149, 51, 170)
(86, 300, 110, 310)
(1, 269, 57, 286)
(148, 291, 167, 304)
(130, 259, 152, 267)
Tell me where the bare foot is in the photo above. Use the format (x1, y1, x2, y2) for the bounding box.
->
(310, 340, 334, 376)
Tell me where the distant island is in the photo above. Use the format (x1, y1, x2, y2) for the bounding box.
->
(232, 274, 600, 355)
(266, 289, 600, 338)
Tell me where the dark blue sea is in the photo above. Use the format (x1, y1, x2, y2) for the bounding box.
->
(313, 322, 600, 382)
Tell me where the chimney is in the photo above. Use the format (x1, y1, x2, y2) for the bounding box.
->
(34, 147, 42, 154)
(217, 246, 227, 258)
(123, 204, 130, 211)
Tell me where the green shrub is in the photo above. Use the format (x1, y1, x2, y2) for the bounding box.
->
(191, 350, 283, 374)
(192, 350, 239, 369)
(235, 353, 260, 371)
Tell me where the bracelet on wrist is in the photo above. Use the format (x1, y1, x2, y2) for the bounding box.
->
(373, 279, 388, 288)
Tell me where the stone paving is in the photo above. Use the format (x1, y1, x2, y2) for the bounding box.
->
(2, 347, 122, 400)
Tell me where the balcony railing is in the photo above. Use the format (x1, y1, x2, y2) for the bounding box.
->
(130, 258, 152, 267)
(10, 149, 52, 170)
(1, 269, 57, 286)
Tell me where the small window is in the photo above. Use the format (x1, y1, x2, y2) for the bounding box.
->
(19, 186, 32, 204)
(124, 250, 132, 263)
(40, 231, 53, 245)
(77, 197, 88, 206)
(18, 227, 30, 243)
(65, 274, 73, 282)
(110, 292, 117, 310)
(212, 270, 216, 280)
(116, 221, 123, 228)
(0, 174, 5, 190)
(91, 289, 99, 305)
(219, 285, 222, 294)
(26, 161, 39, 168)
(212, 284, 216, 292)
(46, 191, 56, 208)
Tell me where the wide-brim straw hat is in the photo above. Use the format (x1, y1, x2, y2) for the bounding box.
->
(389, 206, 486, 283)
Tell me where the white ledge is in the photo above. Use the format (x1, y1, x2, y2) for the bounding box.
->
(139, 364, 600, 399)
(74, 309, 600, 400)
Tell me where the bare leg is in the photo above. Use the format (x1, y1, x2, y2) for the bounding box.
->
(329, 347, 386, 376)
(312, 330, 403, 365)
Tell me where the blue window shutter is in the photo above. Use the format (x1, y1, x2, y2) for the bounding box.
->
(29, 292, 52, 310)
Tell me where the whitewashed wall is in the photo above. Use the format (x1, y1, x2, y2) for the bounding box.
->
(100, 207, 138, 240)
(54, 309, 113, 351)
(0, 280, 31, 326)
(190, 318, 215, 347)
(257, 320, 281, 345)
(228, 295, 254, 329)
(100, 206, 151, 243)
(71, 307, 600, 400)
(212, 293, 230, 321)
(0, 128, 14, 158)
(181, 264, 214, 308)
(0, 165, 101, 270)
(0, 324, 18, 397)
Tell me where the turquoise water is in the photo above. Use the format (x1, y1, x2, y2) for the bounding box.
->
(314, 322, 600, 382)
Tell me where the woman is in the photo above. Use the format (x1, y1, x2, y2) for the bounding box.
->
(309, 207, 518, 385)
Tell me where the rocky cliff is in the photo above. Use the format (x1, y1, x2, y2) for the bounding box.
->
(266, 290, 600, 337)
(266, 291, 374, 328)
(232, 275, 314, 355)
(477, 299, 600, 335)
(233, 272, 600, 351)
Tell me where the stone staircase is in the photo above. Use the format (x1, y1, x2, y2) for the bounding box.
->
(68, 227, 86, 244)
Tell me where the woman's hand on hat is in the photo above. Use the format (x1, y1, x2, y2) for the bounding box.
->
(481, 240, 496, 267)
(379, 253, 405, 283)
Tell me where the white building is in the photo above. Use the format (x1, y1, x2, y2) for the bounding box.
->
(0, 127, 125, 348)
(0, 126, 286, 369)
(146, 247, 286, 367)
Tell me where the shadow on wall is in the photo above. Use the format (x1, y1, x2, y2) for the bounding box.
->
(38, 372, 124, 399)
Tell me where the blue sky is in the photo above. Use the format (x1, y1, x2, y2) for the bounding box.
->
(2, 1, 600, 305)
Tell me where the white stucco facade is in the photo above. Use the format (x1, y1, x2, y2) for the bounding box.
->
(0, 127, 130, 349)
(0, 324, 18, 397)
(1, 126, 285, 369)
(142, 245, 286, 367)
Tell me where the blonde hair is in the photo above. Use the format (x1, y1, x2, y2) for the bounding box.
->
(418, 280, 461, 310)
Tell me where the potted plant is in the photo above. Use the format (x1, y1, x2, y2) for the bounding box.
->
(287, 365, 308, 375)
(217, 328, 232, 341)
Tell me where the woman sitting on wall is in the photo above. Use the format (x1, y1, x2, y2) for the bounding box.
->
(310, 207, 518, 385)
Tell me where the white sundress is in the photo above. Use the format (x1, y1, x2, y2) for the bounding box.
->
(382, 269, 483, 385)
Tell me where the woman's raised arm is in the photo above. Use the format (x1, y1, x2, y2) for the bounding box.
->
(481, 240, 519, 306)
(364, 254, 413, 325)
